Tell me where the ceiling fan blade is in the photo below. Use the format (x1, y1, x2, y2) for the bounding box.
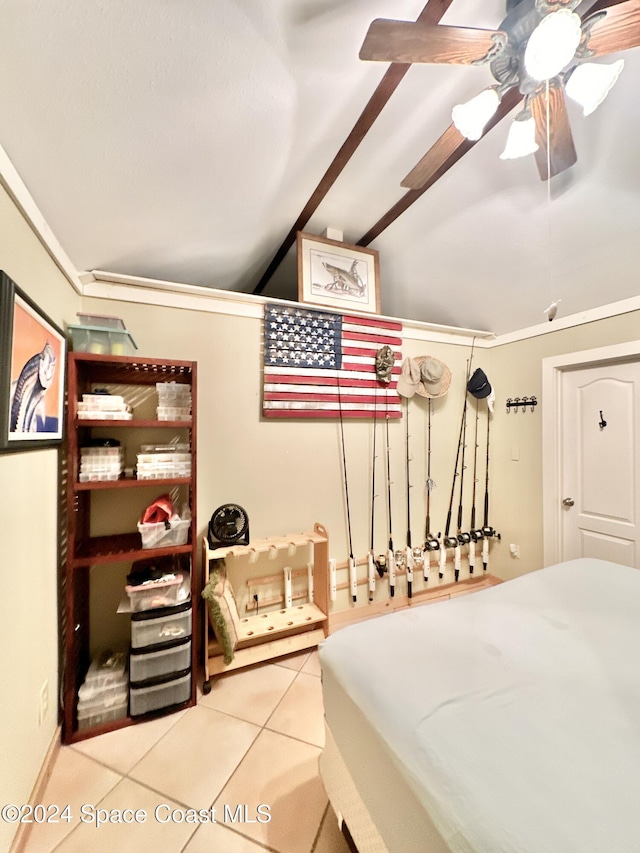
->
(401, 86, 523, 190)
(530, 85, 577, 180)
(582, 0, 640, 56)
(359, 19, 507, 65)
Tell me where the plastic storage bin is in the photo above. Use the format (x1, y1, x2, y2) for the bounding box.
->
(156, 382, 192, 402)
(138, 516, 190, 549)
(130, 601, 192, 649)
(125, 573, 184, 611)
(68, 324, 138, 355)
(129, 637, 191, 681)
(76, 649, 129, 730)
(82, 650, 127, 689)
(77, 313, 126, 330)
(156, 406, 191, 421)
(129, 670, 191, 716)
(77, 694, 128, 730)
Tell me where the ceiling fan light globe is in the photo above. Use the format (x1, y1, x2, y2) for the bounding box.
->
(500, 114, 539, 160)
(524, 9, 582, 82)
(565, 60, 625, 116)
(451, 88, 501, 141)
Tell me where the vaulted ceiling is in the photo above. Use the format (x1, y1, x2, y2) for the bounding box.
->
(1, 0, 639, 334)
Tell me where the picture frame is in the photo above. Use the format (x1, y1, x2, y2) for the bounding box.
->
(297, 231, 381, 315)
(0, 271, 66, 453)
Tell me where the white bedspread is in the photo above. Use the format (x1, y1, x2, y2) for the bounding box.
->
(319, 559, 640, 852)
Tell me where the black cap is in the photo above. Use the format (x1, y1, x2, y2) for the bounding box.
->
(467, 367, 492, 399)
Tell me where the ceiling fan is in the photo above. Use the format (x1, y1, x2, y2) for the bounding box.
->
(359, 0, 640, 184)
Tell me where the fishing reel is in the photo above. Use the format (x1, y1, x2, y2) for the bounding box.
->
(424, 536, 440, 552)
(470, 528, 484, 542)
(481, 526, 501, 541)
(374, 553, 387, 578)
(443, 535, 459, 549)
(457, 531, 471, 546)
(394, 549, 406, 570)
(411, 546, 424, 568)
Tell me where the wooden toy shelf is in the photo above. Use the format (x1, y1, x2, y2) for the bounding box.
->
(202, 523, 329, 688)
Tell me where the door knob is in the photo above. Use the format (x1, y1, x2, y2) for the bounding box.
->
(562, 497, 575, 507)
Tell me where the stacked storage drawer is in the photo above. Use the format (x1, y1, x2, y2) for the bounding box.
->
(129, 600, 192, 716)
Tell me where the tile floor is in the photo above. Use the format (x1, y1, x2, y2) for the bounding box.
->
(23, 650, 351, 853)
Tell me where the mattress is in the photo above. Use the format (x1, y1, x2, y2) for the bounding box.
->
(319, 558, 640, 853)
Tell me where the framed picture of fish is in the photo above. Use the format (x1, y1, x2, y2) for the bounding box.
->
(0, 271, 66, 453)
(297, 232, 381, 315)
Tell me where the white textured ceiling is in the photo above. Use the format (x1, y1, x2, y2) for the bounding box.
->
(1, 0, 639, 334)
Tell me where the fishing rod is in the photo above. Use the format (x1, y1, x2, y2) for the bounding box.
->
(423, 399, 439, 582)
(442, 379, 467, 579)
(453, 371, 470, 582)
(404, 397, 414, 599)
(481, 407, 501, 570)
(385, 408, 396, 598)
(337, 376, 357, 602)
(368, 388, 379, 602)
(454, 353, 477, 582)
(468, 398, 481, 576)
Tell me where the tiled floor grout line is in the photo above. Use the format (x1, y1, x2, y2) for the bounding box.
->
(44, 653, 326, 853)
(261, 668, 303, 731)
(310, 802, 331, 853)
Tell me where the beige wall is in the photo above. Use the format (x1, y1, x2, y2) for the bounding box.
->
(80, 293, 491, 611)
(81, 293, 640, 592)
(0, 183, 80, 851)
(489, 312, 640, 580)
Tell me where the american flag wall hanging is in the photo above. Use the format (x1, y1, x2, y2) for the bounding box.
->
(262, 303, 403, 419)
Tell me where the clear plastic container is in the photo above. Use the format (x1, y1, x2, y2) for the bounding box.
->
(129, 638, 191, 681)
(77, 313, 126, 330)
(81, 446, 124, 457)
(156, 382, 191, 398)
(78, 410, 133, 420)
(68, 325, 138, 355)
(77, 697, 128, 730)
(140, 443, 190, 453)
(156, 406, 191, 421)
(136, 467, 191, 480)
(78, 680, 128, 704)
(80, 394, 127, 410)
(129, 670, 191, 716)
(136, 453, 191, 464)
(79, 471, 121, 482)
(83, 650, 127, 686)
(138, 516, 190, 549)
(80, 460, 123, 471)
(130, 601, 192, 648)
(125, 573, 184, 611)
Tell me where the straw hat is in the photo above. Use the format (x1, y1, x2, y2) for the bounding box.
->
(414, 356, 452, 399)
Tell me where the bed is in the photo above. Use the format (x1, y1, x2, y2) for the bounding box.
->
(318, 558, 640, 852)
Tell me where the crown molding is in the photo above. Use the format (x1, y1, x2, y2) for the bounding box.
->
(489, 294, 640, 347)
(0, 143, 84, 294)
(83, 270, 496, 347)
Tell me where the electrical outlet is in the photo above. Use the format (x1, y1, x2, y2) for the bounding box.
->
(39, 680, 49, 725)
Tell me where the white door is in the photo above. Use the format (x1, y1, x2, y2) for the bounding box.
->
(561, 361, 640, 567)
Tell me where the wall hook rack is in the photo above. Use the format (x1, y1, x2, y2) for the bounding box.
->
(506, 396, 537, 413)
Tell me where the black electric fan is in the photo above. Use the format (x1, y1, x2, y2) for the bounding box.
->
(208, 504, 250, 548)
